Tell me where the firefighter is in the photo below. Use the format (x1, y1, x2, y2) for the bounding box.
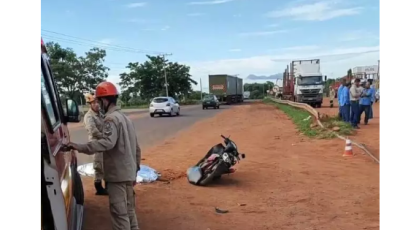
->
(69, 82, 141, 230)
(83, 93, 108, 196)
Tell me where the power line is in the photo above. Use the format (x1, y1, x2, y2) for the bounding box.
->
(41, 35, 143, 54)
(41, 29, 169, 55)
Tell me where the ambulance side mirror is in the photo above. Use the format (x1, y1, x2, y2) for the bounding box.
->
(66, 99, 81, 123)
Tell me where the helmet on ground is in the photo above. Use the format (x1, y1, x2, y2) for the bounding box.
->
(84, 93, 96, 104)
(95, 81, 119, 98)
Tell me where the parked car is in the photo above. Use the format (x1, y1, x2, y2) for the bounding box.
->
(202, 94, 220, 109)
(375, 89, 380, 102)
(149, 96, 180, 117)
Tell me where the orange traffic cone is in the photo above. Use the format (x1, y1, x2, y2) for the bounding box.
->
(343, 139, 353, 157)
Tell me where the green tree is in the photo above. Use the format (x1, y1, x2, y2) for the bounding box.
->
(45, 42, 81, 98)
(243, 81, 274, 99)
(45, 42, 109, 104)
(79, 47, 109, 92)
(119, 55, 197, 100)
(347, 68, 353, 78)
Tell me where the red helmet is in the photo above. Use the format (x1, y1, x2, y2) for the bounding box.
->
(95, 82, 119, 98)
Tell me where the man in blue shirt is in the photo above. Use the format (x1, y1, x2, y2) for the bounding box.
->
(339, 82, 351, 122)
(337, 79, 346, 119)
(369, 84, 376, 119)
(359, 82, 373, 125)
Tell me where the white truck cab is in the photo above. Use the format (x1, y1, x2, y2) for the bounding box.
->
(292, 59, 326, 107)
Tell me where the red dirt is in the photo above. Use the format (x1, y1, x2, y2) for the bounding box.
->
(82, 102, 379, 230)
(317, 98, 380, 158)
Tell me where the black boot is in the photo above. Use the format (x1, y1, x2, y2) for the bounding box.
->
(105, 181, 108, 190)
(94, 181, 108, 196)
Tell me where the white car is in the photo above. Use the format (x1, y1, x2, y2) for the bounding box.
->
(375, 89, 380, 102)
(149, 97, 180, 117)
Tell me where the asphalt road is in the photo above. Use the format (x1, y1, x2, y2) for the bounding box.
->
(70, 105, 230, 165)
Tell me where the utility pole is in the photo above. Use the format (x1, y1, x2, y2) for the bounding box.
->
(200, 78, 203, 100)
(377, 59, 380, 80)
(161, 53, 172, 97)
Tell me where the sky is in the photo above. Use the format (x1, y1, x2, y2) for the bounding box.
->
(41, 0, 379, 92)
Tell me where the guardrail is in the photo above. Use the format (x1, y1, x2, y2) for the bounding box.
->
(267, 97, 379, 164)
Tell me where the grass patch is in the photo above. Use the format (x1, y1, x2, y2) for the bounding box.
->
(265, 98, 353, 139)
(321, 116, 353, 136)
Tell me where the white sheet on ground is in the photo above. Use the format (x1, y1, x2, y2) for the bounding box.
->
(77, 163, 159, 183)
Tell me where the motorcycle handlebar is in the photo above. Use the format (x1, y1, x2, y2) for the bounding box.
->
(221, 134, 227, 139)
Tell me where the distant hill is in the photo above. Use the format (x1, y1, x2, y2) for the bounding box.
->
(246, 73, 282, 80)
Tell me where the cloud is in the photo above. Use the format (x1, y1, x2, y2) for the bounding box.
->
(229, 48, 241, 52)
(281, 45, 319, 51)
(161, 26, 170, 31)
(187, 13, 205, 17)
(265, 1, 363, 21)
(185, 45, 379, 88)
(127, 2, 147, 8)
(188, 0, 234, 5)
(65, 10, 75, 17)
(142, 26, 170, 31)
(266, 23, 279, 28)
(339, 30, 379, 42)
(98, 38, 112, 45)
(129, 19, 148, 24)
(238, 30, 288, 37)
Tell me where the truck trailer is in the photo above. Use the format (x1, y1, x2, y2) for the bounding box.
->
(208, 74, 243, 104)
(282, 59, 326, 107)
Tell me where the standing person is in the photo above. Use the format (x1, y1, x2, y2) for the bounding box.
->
(69, 82, 141, 230)
(350, 78, 362, 129)
(369, 84, 376, 119)
(339, 82, 351, 123)
(329, 86, 335, 108)
(83, 93, 108, 196)
(359, 82, 373, 125)
(337, 79, 346, 119)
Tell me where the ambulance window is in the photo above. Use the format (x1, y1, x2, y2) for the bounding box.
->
(41, 73, 58, 127)
(41, 54, 61, 131)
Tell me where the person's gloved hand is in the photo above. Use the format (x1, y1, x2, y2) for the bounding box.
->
(67, 142, 79, 150)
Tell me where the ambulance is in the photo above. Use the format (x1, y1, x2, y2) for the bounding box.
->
(41, 38, 84, 230)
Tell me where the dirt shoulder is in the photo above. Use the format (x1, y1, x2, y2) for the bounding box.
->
(82, 102, 379, 230)
(318, 97, 380, 158)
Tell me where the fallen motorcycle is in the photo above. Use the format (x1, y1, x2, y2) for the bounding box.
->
(186, 135, 245, 186)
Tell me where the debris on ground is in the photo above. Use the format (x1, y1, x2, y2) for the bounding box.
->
(77, 163, 160, 183)
(215, 207, 229, 214)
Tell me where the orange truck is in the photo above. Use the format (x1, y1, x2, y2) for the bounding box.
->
(41, 38, 84, 230)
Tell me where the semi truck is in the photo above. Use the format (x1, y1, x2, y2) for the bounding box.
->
(208, 74, 243, 104)
(282, 59, 326, 107)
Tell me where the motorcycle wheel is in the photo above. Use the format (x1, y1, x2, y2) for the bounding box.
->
(199, 164, 221, 186)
